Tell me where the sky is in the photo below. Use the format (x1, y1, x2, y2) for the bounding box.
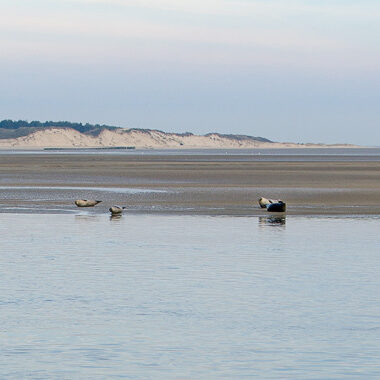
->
(0, 0, 379, 145)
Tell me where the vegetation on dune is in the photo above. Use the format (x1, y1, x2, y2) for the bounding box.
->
(0, 120, 271, 142)
(0, 120, 119, 139)
(205, 133, 272, 143)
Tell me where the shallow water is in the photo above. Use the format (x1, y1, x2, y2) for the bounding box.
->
(0, 186, 168, 193)
(0, 214, 379, 378)
(1, 147, 380, 161)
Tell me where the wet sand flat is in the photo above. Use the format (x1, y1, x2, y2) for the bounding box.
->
(0, 151, 379, 215)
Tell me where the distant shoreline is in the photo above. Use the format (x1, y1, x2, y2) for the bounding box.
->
(0, 146, 366, 151)
(0, 124, 360, 149)
(0, 143, 363, 150)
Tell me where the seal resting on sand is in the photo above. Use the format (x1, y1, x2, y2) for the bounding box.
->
(258, 197, 279, 208)
(75, 200, 102, 207)
(267, 201, 286, 212)
(109, 206, 126, 215)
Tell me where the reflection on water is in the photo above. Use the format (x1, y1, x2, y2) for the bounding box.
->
(109, 214, 123, 221)
(258, 215, 286, 226)
(0, 214, 379, 378)
(74, 214, 101, 222)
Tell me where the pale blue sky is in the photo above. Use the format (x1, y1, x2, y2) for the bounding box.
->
(1, 0, 379, 144)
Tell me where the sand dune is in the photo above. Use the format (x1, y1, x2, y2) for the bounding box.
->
(0, 127, 355, 149)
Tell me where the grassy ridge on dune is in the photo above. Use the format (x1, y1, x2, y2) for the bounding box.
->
(0, 120, 272, 142)
(0, 120, 118, 139)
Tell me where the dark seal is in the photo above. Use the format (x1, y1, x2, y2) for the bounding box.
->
(267, 201, 286, 212)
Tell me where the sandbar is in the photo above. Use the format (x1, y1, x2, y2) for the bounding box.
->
(0, 150, 379, 215)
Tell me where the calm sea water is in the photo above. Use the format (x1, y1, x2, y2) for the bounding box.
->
(0, 214, 379, 379)
(1, 147, 380, 161)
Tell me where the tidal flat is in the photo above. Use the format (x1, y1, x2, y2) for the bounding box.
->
(0, 148, 379, 215)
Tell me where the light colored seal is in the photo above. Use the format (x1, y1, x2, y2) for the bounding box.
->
(109, 206, 126, 215)
(75, 199, 102, 207)
(258, 197, 279, 209)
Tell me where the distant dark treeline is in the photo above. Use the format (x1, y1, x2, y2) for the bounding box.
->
(0, 120, 121, 139)
(0, 120, 118, 134)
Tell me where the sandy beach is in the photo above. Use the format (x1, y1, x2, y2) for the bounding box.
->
(0, 149, 379, 215)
